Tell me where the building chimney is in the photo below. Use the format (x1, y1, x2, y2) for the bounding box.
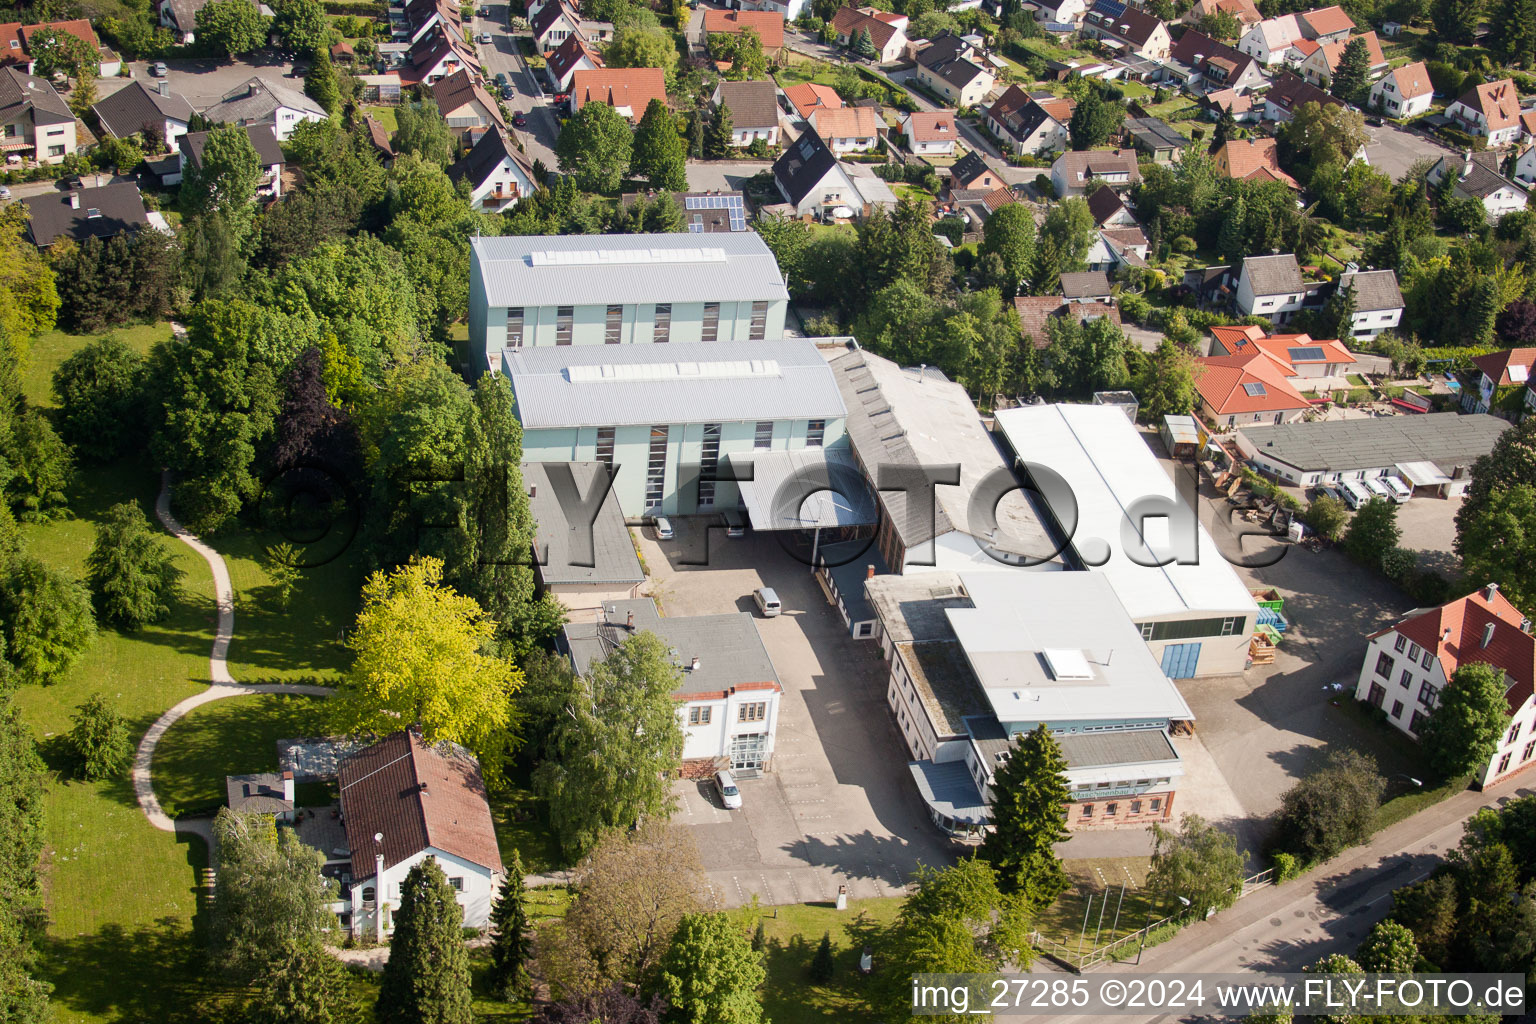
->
(281, 770, 294, 803)
(528, 483, 536, 497)
(626, 609, 634, 628)
(690, 655, 700, 671)
(374, 832, 386, 943)
(68, 192, 78, 209)
(1483, 621, 1497, 648)
(158, 79, 170, 97)
(866, 563, 876, 580)
(1485, 582, 1500, 602)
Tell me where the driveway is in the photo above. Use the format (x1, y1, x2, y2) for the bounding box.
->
(686, 160, 774, 193)
(472, 0, 559, 173)
(1362, 120, 1454, 182)
(636, 523, 958, 907)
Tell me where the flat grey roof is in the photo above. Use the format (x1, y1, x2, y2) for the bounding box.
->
(504, 338, 847, 429)
(896, 640, 991, 737)
(523, 462, 644, 586)
(1055, 729, 1179, 769)
(820, 540, 887, 624)
(563, 598, 780, 697)
(908, 759, 989, 824)
(1238, 412, 1510, 474)
(864, 570, 973, 643)
(730, 447, 878, 530)
(472, 232, 790, 307)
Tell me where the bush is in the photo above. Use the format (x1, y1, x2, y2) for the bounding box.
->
(68, 692, 133, 781)
(933, 216, 965, 245)
(1118, 292, 1150, 324)
(1273, 750, 1385, 863)
(1033, 173, 1051, 194)
(1403, 568, 1452, 605)
(1304, 495, 1348, 542)
(1380, 546, 1416, 582)
(1272, 851, 1300, 882)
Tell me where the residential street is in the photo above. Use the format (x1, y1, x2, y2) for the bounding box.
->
(472, 0, 559, 174)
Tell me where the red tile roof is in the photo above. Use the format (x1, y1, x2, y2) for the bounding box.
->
(703, 8, 785, 50)
(1471, 348, 1536, 387)
(1215, 137, 1299, 188)
(904, 109, 957, 142)
(1194, 350, 1311, 415)
(1211, 326, 1354, 372)
(1455, 78, 1522, 133)
(1296, 4, 1354, 36)
(571, 67, 667, 123)
(547, 32, 603, 83)
(1382, 60, 1432, 101)
(339, 730, 503, 879)
(783, 81, 841, 118)
(1373, 585, 1536, 714)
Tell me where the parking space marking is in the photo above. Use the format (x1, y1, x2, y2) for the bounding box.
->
(785, 872, 802, 902)
(758, 874, 775, 904)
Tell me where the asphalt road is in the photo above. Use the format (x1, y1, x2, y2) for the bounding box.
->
(471, 0, 559, 174)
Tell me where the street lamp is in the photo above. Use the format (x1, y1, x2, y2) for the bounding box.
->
(1388, 774, 1424, 788)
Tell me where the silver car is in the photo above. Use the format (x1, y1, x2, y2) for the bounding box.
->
(715, 769, 742, 809)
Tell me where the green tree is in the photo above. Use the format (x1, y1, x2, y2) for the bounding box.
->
(629, 98, 688, 193)
(1217, 194, 1248, 263)
(1490, 0, 1536, 68)
(1419, 662, 1511, 779)
(1273, 749, 1384, 862)
(26, 28, 97, 80)
(0, 206, 60, 340)
(273, 0, 328, 54)
(303, 49, 341, 116)
(853, 26, 877, 58)
(249, 940, 351, 1024)
(979, 724, 1071, 907)
(84, 502, 182, 629)
(488, 850, 531, 1000)
(809, 931, 834, 983)
(557, 101, 634, 193)
(264, 543, 300, 611)
(334, 558, 522, 781)
(531, 630, 685, 859)
(0, 557, 95, 686)
(1457, 485, 1536, 610)
(182, 123, 261, 217)
(1069, 87, 1124, 150)
(1341, 496, 1400, 568)
(1304, 495, 1349, 543)
(393, 100, 456, 169)
(1197, 7, 1242, 37)
(66, 692, 131, 781)
(1390, 874, 1458, 967)
(212, 809, 338, 979)
(0, 687, 49, 1024)
(1355, 919, 1420, 972)
(1136, 338, 1198, 420)
(1147, 813, 1245, 917)
(657, 913, 766, 1024)
(1319, 279, 1358, 341)
(1281, 101, 1368, 173)
(979, 204, 1036, 296)
(1431, 0, 1483, 44)
(604, 23, 680, 86)
(195, 0, 272, 58)
(6, 408, 72, 521)
(705, 101, 734, 159)
(1330, 36, 1371, 103)
(376, 858, 473, 1024)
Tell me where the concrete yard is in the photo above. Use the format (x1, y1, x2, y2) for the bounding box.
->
(1361, 120, 1455, 182)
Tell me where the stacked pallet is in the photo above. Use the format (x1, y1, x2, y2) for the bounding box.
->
(1249, 632, 1277, 666)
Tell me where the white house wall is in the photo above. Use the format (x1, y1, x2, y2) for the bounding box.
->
(678, 690, 781, 763)
(350, 847, 499, 937)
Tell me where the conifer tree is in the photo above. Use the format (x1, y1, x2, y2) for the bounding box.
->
(978, 723, 1071, 908)
(376, 858, 473, 1024)
(487, 850, 531, 1000)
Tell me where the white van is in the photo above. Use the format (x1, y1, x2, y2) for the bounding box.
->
(1383, 476, 1411, 503)
(753, 587, 781, 617)
(1363, 478, 1391, 502)
(1340, 479, 1371, 510)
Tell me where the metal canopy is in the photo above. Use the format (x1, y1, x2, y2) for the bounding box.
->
(728, 448, 878, 531)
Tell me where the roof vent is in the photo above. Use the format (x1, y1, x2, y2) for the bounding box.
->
(689, 655, 700, 671)
(1483, 621, 1496, 648)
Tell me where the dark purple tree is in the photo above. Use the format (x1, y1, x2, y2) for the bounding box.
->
(270, 347, 359, 475)
(530, 987, 666, 1024)
(1497, 299, 1536, 347)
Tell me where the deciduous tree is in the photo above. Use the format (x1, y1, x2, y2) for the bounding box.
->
(1069, 86, 1124, 150)
(979, 204, 1035, 296)
(1273, 749, 1384, 863)
(195, 0, 272, 58)
(182, 123, 261, 218)
(1456, 485, 1536, 611)
(1147, 813, 1245, 917)
(273, 0, 328, 54)
(557, 101, 634, 193)
(0, 557, 95, 686)
(604, 22, 680, 86)
(393, 100, 457, 169)
(1419, 662, 1512, 779)
(1390, 873, 1458, 967)
(376, 858, 473, 1024)
(657, 913, 766, 1024)
(1304, 495, 1349, 542)
(211, 809, 338, 979)
(1136, 338, 1197, 420)
(85, 501, 182, 629)
(1341, 496, 1400, 568)
(1355, 920, 1420, 972)
(630, 99, 688, 191)
(979, 724, 1071, 907)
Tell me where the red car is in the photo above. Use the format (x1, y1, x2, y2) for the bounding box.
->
(512, 111, 527, 127)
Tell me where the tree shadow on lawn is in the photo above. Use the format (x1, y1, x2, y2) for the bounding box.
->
(760, 914, 885, 1024)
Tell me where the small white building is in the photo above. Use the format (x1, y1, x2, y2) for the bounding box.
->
(340, 731, 503, 939)
(1335, 269, 1404, 339)
(1427, 150, 1529, 220)
(1368, 60, 1432, 120)
(809, 105, 881, 153)
(200, 76, 327, 141)
(901, 109, 959, 156)
(773, 130, 862, 217)
(447, 130, 537, 213)
(565, 598, 783, 775)
(91, 79, 194, 152)
(1354, 583, 1536, 789)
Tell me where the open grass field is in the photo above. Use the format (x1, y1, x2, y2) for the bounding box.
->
(753, 897, 903, 1024)
(362, 104, 398, 132)
(22, 322, 174, 408)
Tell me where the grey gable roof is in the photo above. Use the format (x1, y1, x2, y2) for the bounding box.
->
(1238, 412, 1510, 475)
(564, 598, 781, 698)
(22, 182, 149, 246)
(715, 79, 779, 129)
(523, 462, 644, 586)
(927, 54, 990, 90)
(180, 123, 283, 168)
(202, 76, 325, 124)
(1124, 115, 1188, 150)
(951, 149, 992, 185)
(1060, 269, 1113, 297)
(773, 128, 840, 206)
(92, 80, 194, 138)
(0, 66, 73, 127)
(1338, 269, 1403, 312)
(1240, 253, 1303, 295)
(448, 129, 532, 191)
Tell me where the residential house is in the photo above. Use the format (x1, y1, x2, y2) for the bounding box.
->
(1080, 1, 1172, 59)
(1463, 348, 1536, 415)
(901, 109, 958, 155)
(1122, 116, 1188, 163)
(676, 191, 751, 232)
(566, 598, 783, 774)
(21, 181, 149, 246)
(1296, 4, 1354, 42)
(1028, 0, 1089, 28)
(469, 231, 790, 365)
(783, 81, 841, 120)
(1213, 136, 1299, 188)
(951, 150, 1004, 191)
(91, 79, 193, 151)
(740, 0, 808, 20)
(431, 69, 504, 133)
(159, 0, 266, 44)
(1369, 60, 1432, 119)
(809, 104, 880, 153)
(1354, 583, 1536, 789)
(772, 129, 861, 217)
(522, 461, 643, 614)
(1060, 269, 1114, 302)
(545, 33, 603, 93)
(1295, 31, 1385, 89)
(875, 571, 1192, 837)
(947, 184, 1018, 227)
(225, 770, 294, 822)
(1194, 349, 1314, 426)
(1446, 79, 1524, 147)
(1201, 87, 1259, 123)
(712, 80, 781, 148)
(1050, 148, 1141, 197)
(1263, 71, 1345, 122)
(0, 66, 74, 163)
(1334, 269, 1404, 339)
(1169, 30, 1267, 94)
(400, 33, 480, 87)
(175, 124, 285, 199)
(398, 0, 461, 47)
(994, 402, 1260, 676)
(1238, 5, 1353, 65)
(1086, 183, 1137, 227)
(1234, 253, 1325, 322)
(1522, 109, 1536, 141)
(1208, 323, 1355, 377)
(447, 129, 535, 213)
(1087, 226, 1150, 270)
(830, 5, 908, 62)
(1182, 0, 1260, 27)
(1518, 144, 1536, 187)
(1426, 150, 1529, 220)
(1014, 296, 1122, 349)
(339, 730, 503, 939)
(915, 38, 995, 107)
(984, 85, 1071, 156)
(530, 0, 611, 51)
(507, 337, 845, 517)
(571, 68, 667, 123)
(703, 9, 785, 60)
(201, 77, 326, 141)
(0, 20, 118, 76)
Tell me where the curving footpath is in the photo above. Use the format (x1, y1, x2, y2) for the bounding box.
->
(132, 470, 332, 848)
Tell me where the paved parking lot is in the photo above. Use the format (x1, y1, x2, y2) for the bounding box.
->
(1362, 121, 1455, 182)
(685, 161, 774, 194)
(636, 523, 957, 908)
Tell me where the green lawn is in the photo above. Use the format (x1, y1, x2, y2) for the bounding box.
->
(23, 322, 174, 408)
(151, 694, 334, 818)
(362, 104, 398, 132)
(753, 898, 903, 1024)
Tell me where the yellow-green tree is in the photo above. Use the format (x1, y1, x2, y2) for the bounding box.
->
(335, 557, 522, 782)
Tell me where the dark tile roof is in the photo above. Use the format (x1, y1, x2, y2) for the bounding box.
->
(338, 729, 503, 879)
(926, 54, 991, 91)
(91, 80, 194, 139)
(546, 32, 602, 83)
(0, 65, 72, 127)
(773, 128, 839, 206)
(226, 772, 292, 815)
(21, 182, 149, 246)
(715, 79, 779, 129)
(951, 149, 993, 187)
(1060, 269, 1113, 298)
(1169, 29, 1255, 79)
(1431, 150, 1526, 201)
(1086, 183, 1128, 224)
(448, 127, 536, 191)
(1265, 71, 1342, 115)
(1338, 269, 1402, 313)
(1085, 1, 1167, 46)
(523, 462, 644, 586)
(1123, 115, 1187, 151)
(916, 30, 970, 67)
(430, 68, 504, 127)
(180, 123, 283, 169)
(529, 0, 575, 39)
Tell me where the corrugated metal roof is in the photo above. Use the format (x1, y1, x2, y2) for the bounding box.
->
(471, 233, 789, 307)
(1238, 412, 1509, 474)
(730, 447, 877, 530)
(1055, 729, 1179, 768)
(504, 338, 845, 429)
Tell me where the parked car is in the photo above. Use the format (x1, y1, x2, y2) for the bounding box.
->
(753, 587, 781, 617)
(478, 31, 493, 43)
(151, 62, 167, 76)
(724, 510, 746, 538)
(511, 107, 525, 124)
(654, 516, 674, 540)
(0, 186, 10, 200)
(494, 71, 508, 87)
(1314, 482, 1343, 502)
(1340, 479, 1371, 510)
(715, 769, 742, 810)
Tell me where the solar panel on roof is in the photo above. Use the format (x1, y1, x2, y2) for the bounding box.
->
(1242, 381, 1267, 397)
(1287, 346, 1326, 362)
